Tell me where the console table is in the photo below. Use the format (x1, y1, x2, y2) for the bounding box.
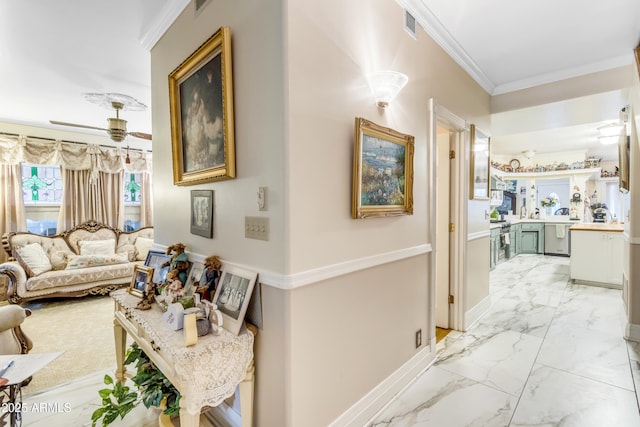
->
(111, 290, 255, 427)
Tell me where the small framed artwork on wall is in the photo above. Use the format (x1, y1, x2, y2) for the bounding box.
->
(190, 190, 214, 238)
(470, 124, 490, 200)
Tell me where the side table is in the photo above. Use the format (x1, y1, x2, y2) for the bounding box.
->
(111, 290, 255, 427)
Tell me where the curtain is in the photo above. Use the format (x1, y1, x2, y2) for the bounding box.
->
(96, 171, 124, 229)
(139, 171, 153, 227)
(1, 135, 153, 231)
(0, 164, 26, 263)
(57, 169, 125, 230)
(58, 169, 94, 231)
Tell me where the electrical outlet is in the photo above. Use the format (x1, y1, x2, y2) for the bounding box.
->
(415, 329, 422, 348)
(245, 216, 269, 241)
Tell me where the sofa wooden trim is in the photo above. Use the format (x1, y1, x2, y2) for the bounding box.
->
(1, 220, 153, 305)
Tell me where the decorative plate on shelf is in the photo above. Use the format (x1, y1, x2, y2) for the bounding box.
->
(509, 158, 520, 170)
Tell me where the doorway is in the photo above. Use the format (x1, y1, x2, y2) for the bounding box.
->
(429, 99, 467, 340)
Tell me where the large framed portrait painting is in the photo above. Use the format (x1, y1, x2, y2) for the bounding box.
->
(169, 26, 236, 185)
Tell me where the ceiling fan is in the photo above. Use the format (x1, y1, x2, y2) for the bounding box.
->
(49, 93, 152, 143)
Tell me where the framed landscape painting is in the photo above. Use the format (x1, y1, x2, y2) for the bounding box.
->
(169, 26, 236, 185)
(470, 124, 490, 200)
(352, 117, 414, 219)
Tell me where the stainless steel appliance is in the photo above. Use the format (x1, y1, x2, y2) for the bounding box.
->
(544, 223, 571, 256)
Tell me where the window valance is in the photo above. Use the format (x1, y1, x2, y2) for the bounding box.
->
(0, 135, 151, 173)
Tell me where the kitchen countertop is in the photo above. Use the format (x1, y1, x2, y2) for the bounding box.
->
(569, 223, 625, 232)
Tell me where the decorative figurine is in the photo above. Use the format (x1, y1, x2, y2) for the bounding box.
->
(195, 255, 221, 301)
(162, 243, 190, 284)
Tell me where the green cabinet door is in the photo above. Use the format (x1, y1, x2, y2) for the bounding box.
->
(520, 231, 538, 253)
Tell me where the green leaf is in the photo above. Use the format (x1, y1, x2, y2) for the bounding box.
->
(103, 374, 113, 385)
(103, 410, 119, 425)
(98, 389, 112, 399)
(91, 407, 105, 422)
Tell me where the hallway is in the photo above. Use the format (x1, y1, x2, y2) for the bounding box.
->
(369, 255, 640, 426)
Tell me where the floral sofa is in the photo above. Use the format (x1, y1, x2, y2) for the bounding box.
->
(0, 220, 154, 304)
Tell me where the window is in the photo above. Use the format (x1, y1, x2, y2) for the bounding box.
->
(21, 164, 62, 204)
(21, 164, 62, 236)
(124, 172, 142, 231)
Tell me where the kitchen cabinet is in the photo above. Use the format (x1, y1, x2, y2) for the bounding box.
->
(519, 223, 544, 254)
(570, 225, 624, 287)
(490, 227, 500, 270)
(509, 223, 520, 257)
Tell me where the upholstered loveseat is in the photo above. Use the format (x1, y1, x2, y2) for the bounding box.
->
(0, 220, 153, 304)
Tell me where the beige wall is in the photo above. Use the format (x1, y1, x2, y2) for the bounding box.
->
(151, 0, 491, 425)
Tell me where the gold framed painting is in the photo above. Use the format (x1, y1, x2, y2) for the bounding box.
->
(469, 124, 490, 200)
(169, 26, 236, 186)
(352, 117, 414, 219)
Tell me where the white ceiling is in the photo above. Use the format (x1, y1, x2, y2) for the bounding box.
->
(1, 0, 639, 159)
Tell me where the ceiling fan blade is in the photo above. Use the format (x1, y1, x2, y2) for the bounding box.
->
(128, 131, 152, 140)
(49, 120, 108, 132)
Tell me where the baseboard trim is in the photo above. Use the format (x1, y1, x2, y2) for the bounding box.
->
(625, 323, 640, 342)
(328, 347, 436, 427)
(153, 243, 432, 291)
(464, 295, 492, 330)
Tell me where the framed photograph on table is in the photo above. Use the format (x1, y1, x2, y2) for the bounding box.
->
(470, 124, 490, 200)
(144, 250, 171, 284)
(190, 190, 214, 238)
(351, 117, 414, 219)
(129, 265, 154, 298)
(168, 26, 236, 186)
(212, 265, 258, 335)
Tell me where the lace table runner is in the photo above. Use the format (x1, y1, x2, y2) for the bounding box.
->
(111, 289, 254, 414)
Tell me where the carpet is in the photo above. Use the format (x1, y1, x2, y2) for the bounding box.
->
(19, 295, 120, 395)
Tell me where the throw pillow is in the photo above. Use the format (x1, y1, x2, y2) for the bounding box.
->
(15, 243, 53, 276)
(78, 239, 116, 256)
(65, 253, 129, 270)
(134, 237, 154, 261)
(49, 250, 73, 270)
(118, 244, 136, 262)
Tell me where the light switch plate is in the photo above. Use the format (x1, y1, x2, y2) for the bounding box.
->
(245, 216, 269, 241)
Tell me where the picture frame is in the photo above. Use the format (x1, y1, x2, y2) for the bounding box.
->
(144, 250, 171, 284)
(470, 124, 490, 200)
(190, 190, 214, 238)
(183, 261, 205, 295)
(618, 132, 630, 194)
(211, 265, 258, 335)
(352, 117, 414, 219)
(168, 26, 236, 186)
(129, 265, 154, 298)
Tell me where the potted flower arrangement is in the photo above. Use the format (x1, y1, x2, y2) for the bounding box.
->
(91, 343, 180, 426)
(540, 196, 558, 208)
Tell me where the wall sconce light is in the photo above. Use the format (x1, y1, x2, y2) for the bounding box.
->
(367, 70, 408, 108)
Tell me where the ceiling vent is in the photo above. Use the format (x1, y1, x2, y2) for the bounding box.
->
(404, 9, 417, 39)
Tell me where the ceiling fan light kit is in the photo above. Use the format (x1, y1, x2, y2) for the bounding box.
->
(49, 93, 152, 143)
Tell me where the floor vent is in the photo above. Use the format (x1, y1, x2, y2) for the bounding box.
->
(404, 9, 417, 39)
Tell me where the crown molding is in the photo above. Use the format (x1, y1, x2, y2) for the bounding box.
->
(140, 0, 190, 51)
(398, 0, 496, 94)
(493, 53, 634, 95)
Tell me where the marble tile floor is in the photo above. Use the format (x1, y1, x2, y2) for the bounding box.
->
(369, 254, 640, 426)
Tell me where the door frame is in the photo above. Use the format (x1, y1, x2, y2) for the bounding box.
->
(428, 99, 468, 335)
